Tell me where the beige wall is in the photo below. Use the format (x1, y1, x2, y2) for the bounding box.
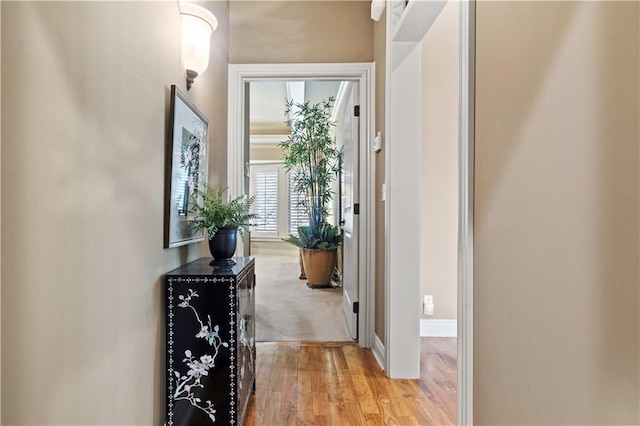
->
(373, 8, 386, 342)
(229, 1, 373, 64)
(420, 1, 458, 321)
(475, 2, 639, 424)
(195, 1, 230, 191)
(250, 144, 284, 161)
(1, 1, 229, 424)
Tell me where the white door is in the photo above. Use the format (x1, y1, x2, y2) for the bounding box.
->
(341, 83, 359, 340)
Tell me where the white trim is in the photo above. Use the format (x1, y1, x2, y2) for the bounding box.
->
(248, 160, 284, 165)
(228, 63, 376, 349)
(372, 333, 386, 371)
(420, 320, 457, 337)
(386, 43, 422, 378)
(458, 1, 475, 425)
(384, 0, 392, 380)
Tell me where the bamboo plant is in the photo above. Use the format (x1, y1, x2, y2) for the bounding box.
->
(279, 97, 342, 245)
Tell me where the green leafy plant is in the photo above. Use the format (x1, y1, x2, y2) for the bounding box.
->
(279, 97, 341, 234)
(280, 97, 343, 252)
(187, 184, 256, 239)
(283, 223, 343, 250)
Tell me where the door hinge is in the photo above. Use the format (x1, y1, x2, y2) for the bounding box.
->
(353, 301, 359, 314)
(354, 105, 360, 117)
(354, 203, 360, 215)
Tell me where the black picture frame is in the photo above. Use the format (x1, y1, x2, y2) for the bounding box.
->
(164, 85, 209, 248)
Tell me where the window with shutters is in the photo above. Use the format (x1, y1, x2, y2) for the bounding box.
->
(252, 167, 279, 236)
(288, 175, 309, 235)
(250, 162, 308, 240)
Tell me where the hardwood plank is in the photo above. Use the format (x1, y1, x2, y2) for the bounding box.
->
(343, 344, 382, 416)
(246, 343, 276, 425)
(324, 347, 352, 425)
(419, 338, 457, 424)
(312, 391, 329, 417)
(297, 346, 315, 424)
(332, 347, 370, 425)
(245, 339, 456, 425)
(309, 344, 326, 394)
(364, 412, 386, 426)
(359, 347, 404, 425)
(280, 346, 298, 425)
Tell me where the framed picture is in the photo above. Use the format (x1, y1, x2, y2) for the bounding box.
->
(164, 85, 209, 248)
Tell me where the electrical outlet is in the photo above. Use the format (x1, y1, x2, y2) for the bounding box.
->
(423, 295, 434, 315)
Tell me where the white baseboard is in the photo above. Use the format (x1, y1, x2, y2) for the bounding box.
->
(372, 333, 386, 371)
(420, 319, 457, 337)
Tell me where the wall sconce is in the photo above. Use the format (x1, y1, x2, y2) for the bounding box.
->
(179, 2, 218, 90)
(371, 0, 385, 21)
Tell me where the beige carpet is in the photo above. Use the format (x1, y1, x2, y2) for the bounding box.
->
(253, 254, 352, 342)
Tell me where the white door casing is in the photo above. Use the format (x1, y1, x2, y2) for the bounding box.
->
(458, 1, 475, 424)
(227, 63, 376, 348)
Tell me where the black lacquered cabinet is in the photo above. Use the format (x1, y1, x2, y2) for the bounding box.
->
(165, 257, 256, 426)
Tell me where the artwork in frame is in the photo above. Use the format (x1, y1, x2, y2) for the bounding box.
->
(164, 85, 209, 248)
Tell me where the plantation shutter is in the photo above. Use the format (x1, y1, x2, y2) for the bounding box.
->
(252, 168, 278, 234)
(288, 173, 309, 235)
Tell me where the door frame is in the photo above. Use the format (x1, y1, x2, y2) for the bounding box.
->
(384, 0, 474, 423)
(458, 2, 475, 423)
(227, 63, 376, 348)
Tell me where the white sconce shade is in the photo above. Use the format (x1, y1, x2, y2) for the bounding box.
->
(371, 0, 385, 21)
(179, 3, 218, 90)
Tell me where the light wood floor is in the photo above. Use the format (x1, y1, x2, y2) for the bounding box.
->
(245, 338, 457, 425)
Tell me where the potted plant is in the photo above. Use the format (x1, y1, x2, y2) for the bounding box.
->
(188, 183, 256, 266)
(280, 97, 343, 288)
(284, 223, 343, 287)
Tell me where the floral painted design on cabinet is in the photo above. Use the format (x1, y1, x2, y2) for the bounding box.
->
(165, 257, 256, 426)
(172, 289, 229, 422)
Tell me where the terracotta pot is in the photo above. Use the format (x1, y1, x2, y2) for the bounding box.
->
(208, 227, 238, 266)
(301, 248, 337, 288)
(299, 249, 307, 280)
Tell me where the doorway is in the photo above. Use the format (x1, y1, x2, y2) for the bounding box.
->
(228, 63, 376, 347)
(247, 79, 354, 343)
